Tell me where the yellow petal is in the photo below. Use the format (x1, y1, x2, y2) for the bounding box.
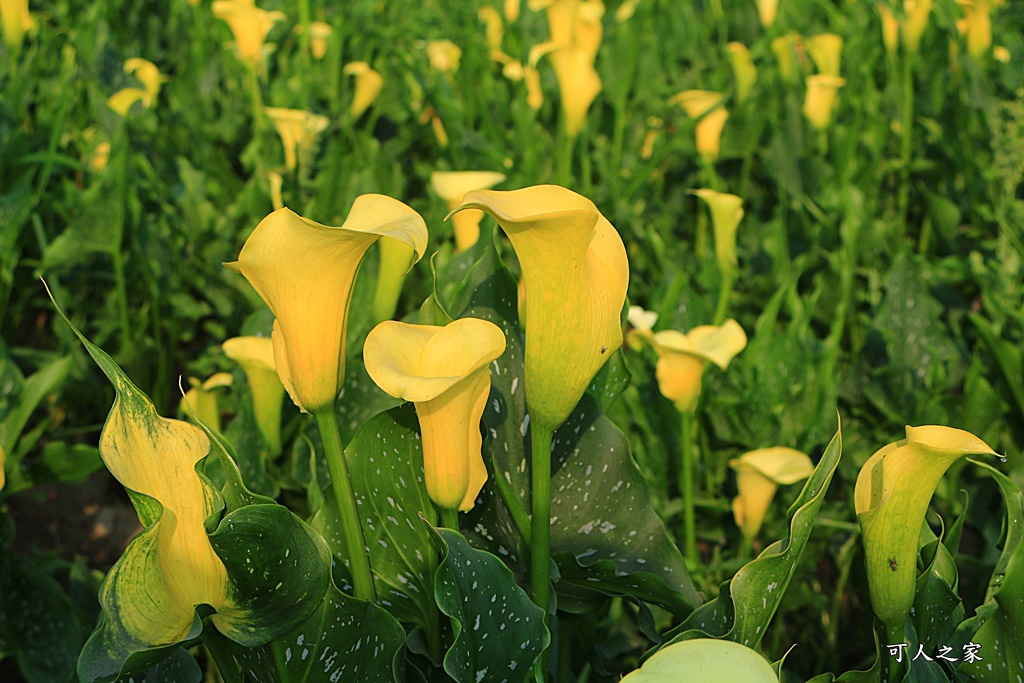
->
(364, 319, 506, 511)
(730, 447, 812, 540)
(107, 88, 151, 116)
(622, 639, 778, 682)
(1, 0, 31, 51)
(802, 74, 845, 131)
(451, 185, 629, 430)
(124, 57, 167, 102)
(505, 0, 521, 21)
(615, 0, 641, 22)
(726, 42, 757, 104)
(431, 171, 507, 250)
(734, 446, 815, 484)
(343, 61, 384, 118)
(755, 0, 779, 27)
(964, 0, 993, 59)
(226, 198, 428, 413)
(627, 305, 658, 333)
(878, 3, 900, 55)
(902, 0, 933, 55)
(854, 425, 998, 629)
(371, 237, 417, 322)
(651, 320, 746, 412)
(426, 39, 462, 74)
(770, 33, 801, 83)
(804, 33, 843, 77)
(668, 89, 725, 118)
(264, 107, 330, 171)
(695, 108, 729, 162)
(691, 189, 744, 278)
(179, 374, 231, 432)
(548, 45, 603, 139)
(478, 7, 505, 53)
(222, 336, 284, 455)
(212, 0, 286, 68)
(301, 20, 333, 60)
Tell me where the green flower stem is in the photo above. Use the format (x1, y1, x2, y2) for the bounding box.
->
(680, 410, 697, 561)
(712, 271, 735, 326)
(438, 507, 459, 531)
(737, 533, 752, 563)
(314, 407, 377, 602)
(246, 63, 265, 138)
(530, 423, 555, 672)
(896, 52, 915, 244)
(556, 125, 574, 187)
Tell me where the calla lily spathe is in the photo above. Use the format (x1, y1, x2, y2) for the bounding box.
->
(902, 0, 933, 55)
(222, 336, 284, 456)
(878, 3, 900, 55)
(730, 447, 814, 540)
(430, 171, 507, 250)
(803, 75, 845, 131)
(451, 185, 629, 431)
(1, 0, 33, 52)
(107, 88, 151, 116)
(225, 198, 428, 414)
(344, 61, 384, 118)
(855, 426, 998, 630)
(622, 639, 778, 682)
(427, 39, 462, 74)
(755, 0, 779, 27)
(298, 20, 332, 60)
(625, 305, 658, 349)
(670, 90, 729, 162)
(124, 58, 167, 102)
(212, 0, 285, 70)
(771, 34, 801, 83)
(264, 107, 329, 171)
(648, 320, 747, 413)
(364, 319, 506, 512)
(726, 42, 757, 105)
(805, 33, 843, 77)
(692, 189, 744, 281)
(179, 372, 233, 432)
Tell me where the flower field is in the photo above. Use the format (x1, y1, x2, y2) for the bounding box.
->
(1, 0, 1023, 681)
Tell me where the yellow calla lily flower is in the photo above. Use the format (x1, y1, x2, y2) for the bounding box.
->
(902, 0, 933, 55)
(615, 0, 641, 22)
(370, 236, 419, 323)
(264, 107, 329, 172)
(670, 90, 729, 162)
(803, 74, 845, 131)
(691, 189, 744, 281)
(430, 171, 507, 250)
(479, 7, 505, 54)
(726, 42, 757, 105)
(855, 426, 998, 631)
(212, 0, 286, 70)
(649, 320, 747, 413)
(363, 319, 507, 512)
(224, 198, 428, 414)
(266, 171, 283, 210)
(622, 638, 778, 682)
(625, 305, 658, 350)
(450, 185, 629, 431)
(343, 61, 384, 118)
(123, 58, 167, 102)
(771, 33, 801, 83)
(960, 0, 994, 59)
(1, 0, 34, 52)
(730, 447, 814, 540)
(222, 336, 284, 456)
(297, 20, 332, 60)
(878, 3, 900, 55)
(755, 0, 779, 28)
(805, 33, 843, 77)
(427, 39, 462, 74)
(505, 0, 521, 21)
(524, 63, 544, 110)
(107, 88, 151, 116)
(179, 373, 234, 432)
(548, 45, 603, 139)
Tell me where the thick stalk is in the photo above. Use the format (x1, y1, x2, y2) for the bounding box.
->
(679, 410, 697, 561)
(438, 507, 459, 531)
(314, 407, 377, 602)
(530, 424, 554, 675)
(712, 272, 734, 326)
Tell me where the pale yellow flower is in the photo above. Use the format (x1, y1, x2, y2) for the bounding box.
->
(805, 33, 843, 77)
(648, 320, 747, 413)
(264, 107, 330, 171)
(427, 39, 462, 74)
(726, 42, 757, 104)
(343, 61, 384, 118)
(691, 190, 744, 280)
(212, 0, 286, 69)
(730, 447, 813, 539)
(902, 0, 933, 55)
(755, 0, 779, 27)
(803, 74, 845, 131)
(180, 373, 234, 432)
(124, 58, 167, 102)
(364, 319, 506, 512)
(430, 171, 507, 250)
(222, 336, 284, 456)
